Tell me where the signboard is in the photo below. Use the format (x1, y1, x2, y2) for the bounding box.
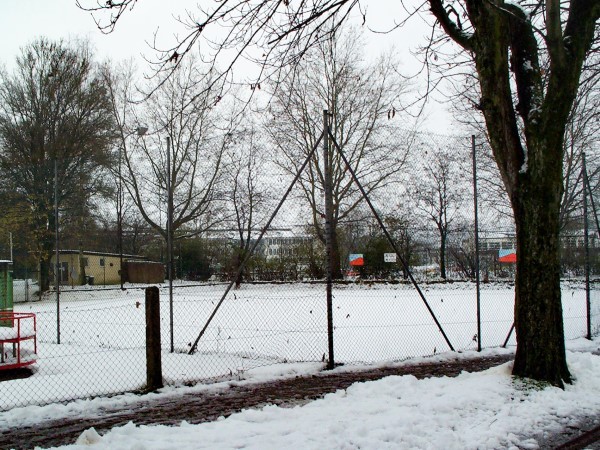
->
(384, 253, 397, 263)
(498, 249, 516, 263)
(349, 254, 364, 266)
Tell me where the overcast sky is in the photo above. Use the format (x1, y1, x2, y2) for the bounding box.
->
(0, 0, 455, 132)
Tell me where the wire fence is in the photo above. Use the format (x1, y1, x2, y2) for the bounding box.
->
(1, 128, 599, 411)
(2, 272, 598, 410)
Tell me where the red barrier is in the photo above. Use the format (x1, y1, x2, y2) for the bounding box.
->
(0, 312, 37, 370)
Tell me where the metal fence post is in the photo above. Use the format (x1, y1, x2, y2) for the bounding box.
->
(145, 286, 163, 390)
(54, 158, 60, 345)
(166, 136, 174, 353)
(323, 109, 335, 370)
(472, 136, 482, 351)
(582, 152, 592, 340)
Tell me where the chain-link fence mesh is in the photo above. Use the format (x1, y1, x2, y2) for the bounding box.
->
(1, 130, 599, 411)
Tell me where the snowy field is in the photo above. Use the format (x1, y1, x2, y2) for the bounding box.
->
(1, 281, 598, 411)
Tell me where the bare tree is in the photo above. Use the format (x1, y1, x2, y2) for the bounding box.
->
(0, 38, 114, 292)
(451, 65, 600, 234)
(560, 72, 600, 231)
(409, 143, 469, 279)
(268, 30, 411, 278)
(77, 1, 361, 103)
(224, 120, 272, 288)
(104, 58, 227, 254)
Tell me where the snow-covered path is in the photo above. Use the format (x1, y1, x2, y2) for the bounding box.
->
(53, 346, 600, 449)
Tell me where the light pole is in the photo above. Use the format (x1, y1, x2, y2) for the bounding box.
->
(118, 126, 147, 289)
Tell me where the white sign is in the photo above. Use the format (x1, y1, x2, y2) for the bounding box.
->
(384, 253, 397, 263)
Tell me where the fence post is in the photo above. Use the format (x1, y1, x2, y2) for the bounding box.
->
(145, 286, 163, 390)
(54, 158, 60, 345)
(582, 153, 592, 340)
(323, 109, 335, 370)
(472, 135, 482, 351)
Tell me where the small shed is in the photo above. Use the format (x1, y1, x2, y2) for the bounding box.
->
(122, 261, 165, 284)
(50, 251, 148, 286)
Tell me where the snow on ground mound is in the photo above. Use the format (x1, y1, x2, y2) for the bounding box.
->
(53, 348, 600, 450)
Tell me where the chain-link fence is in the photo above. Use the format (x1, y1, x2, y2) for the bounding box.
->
(1, 128, 599, 411)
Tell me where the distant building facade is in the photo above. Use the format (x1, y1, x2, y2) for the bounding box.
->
(49, 250, 154, 286)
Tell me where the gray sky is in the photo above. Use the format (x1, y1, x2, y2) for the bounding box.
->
(0, 0, 454, 131)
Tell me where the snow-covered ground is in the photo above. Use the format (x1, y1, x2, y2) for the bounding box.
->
(1, 340, 598, 450)
(1, 281, 598, 413)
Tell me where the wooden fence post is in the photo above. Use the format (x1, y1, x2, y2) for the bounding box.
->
(145, 286, 163, 390)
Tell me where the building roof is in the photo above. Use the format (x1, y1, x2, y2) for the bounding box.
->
(57, 250, 147, 259)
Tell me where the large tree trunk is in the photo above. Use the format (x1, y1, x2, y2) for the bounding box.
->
(315, 221, 343, 280)
(468, 2, 574, 388)
(511, 133, 571, 387)
(234, 247, 246, 289)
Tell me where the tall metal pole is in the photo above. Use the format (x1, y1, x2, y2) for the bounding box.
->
(118, 144, 124, 290)
(582, 152, 592, 340)
(472, 136, 482, 351)
(166, 136, 174, 353)
(54, 159, 60, 344)
(323, 110, 335, 369)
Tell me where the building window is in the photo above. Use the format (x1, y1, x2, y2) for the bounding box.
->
(82, 257, 89, 267)
(99, 258, 105, 267)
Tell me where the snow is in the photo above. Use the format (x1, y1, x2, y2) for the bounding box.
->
(0, 314, 36, 340)
(0, 282, 598, 448)
(503, 1, 532, 19)
(30, 342, 600, 450)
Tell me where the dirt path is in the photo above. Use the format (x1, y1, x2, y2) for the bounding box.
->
(1, 354, 598, 449)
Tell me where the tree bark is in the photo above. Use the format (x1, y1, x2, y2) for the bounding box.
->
(512, 150, 571, 385)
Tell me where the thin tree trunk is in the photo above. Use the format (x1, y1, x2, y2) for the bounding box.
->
(439, 232, 447, 279)
(78, 242, 87, 285)
(330, 226, 343, 280)
(39, 256, 51, 292)
(234, 248, 244, 289)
